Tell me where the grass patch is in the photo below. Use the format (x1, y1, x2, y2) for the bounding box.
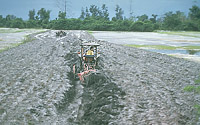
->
(195, 76, 200, 84)
(196, 86, 200, 93)
(87, 30, 93, 34)
(0, 44, 20, 53)
(194, 104, 200, 115)
(156, 31, 200, 38)
(0, 28, 46, 33)
(36, 30, 47, 34)
(184, 85, 196, 92)
(183, 74, 200, 121)
(184, 75, 200, 93)
(183, 75, 200, 93)
(23, 35, 35, 43)
(184, 85, 200, 94)
(0, 28, 26, 33)
(125, 44, 177, 50)
(182, 46, 200, 50)
(183, 85, 200, 122)
(125, 44, 200, 50)
(0, 46, 12, 53)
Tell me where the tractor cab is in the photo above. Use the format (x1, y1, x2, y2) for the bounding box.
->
(79, 42, 100, 64)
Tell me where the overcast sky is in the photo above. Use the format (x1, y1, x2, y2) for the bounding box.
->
(0, 0, 199, 20)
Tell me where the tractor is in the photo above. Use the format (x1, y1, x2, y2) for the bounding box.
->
(73, 42, 100, 82)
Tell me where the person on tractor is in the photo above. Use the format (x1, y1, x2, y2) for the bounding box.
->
(84, 46, 95, 63)
(86, 46, 94, 55)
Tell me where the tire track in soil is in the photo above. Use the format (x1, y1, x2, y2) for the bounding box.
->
(78, 73, 125, 125)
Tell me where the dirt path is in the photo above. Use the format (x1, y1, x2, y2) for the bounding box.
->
(0, 30, 200, 124)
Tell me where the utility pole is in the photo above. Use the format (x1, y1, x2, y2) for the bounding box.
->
(56, 0, 71, 18)
(129, 0, 134, 20)
(64, 0, 67, 14)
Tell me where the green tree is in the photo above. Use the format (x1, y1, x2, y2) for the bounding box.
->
(5, 15, 16, 27)
(89, 5, 101, 19)
(162, 11, 186, 30)
(188, 5, 200, 31)
(58, 11, 66, 19)
(79, 7, 85, 20)
(85, 7, 90, 18)
(115, 5, 124, 20)
(0, 15, 5, 27)
(28, 9, 35, 20)
(6, 15, 16, 21)
(10, 18, 25, 28)
(101, 4, 109, 20)
(189, 5, 200, 20)
(137, 14, 148, 22)
(130, 21, 144, 31)
(37, 8, 51, 21)
(143, 21, 154, 32)
(150, 14, 157, 23)
(26, 20, 38, 28)
(37, 8, 51, 28)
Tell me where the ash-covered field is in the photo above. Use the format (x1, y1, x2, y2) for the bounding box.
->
(0, 30, 200, 125)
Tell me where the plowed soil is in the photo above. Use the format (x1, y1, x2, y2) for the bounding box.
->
(0, 30, 200, 125)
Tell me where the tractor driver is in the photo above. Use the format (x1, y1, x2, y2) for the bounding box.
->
(86, 46, 94, 55)
(84, 46, 94, 63)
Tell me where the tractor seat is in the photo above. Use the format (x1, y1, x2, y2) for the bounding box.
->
(84, 55, 94, 57)
(84, 55, 95, 63)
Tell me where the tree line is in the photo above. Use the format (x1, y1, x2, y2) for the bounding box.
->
(0, 4, 200, 32)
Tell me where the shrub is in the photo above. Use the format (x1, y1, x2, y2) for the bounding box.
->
(130, 21, 144, 31)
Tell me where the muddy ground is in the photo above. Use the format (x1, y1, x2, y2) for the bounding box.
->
(92, 31, 200, 63)
(0, 28, 47, 51)
(92, 31, 200, 46)
(0, 30, 200, 124)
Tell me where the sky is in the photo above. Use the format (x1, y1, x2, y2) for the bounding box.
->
(0, 0, 200, 20)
